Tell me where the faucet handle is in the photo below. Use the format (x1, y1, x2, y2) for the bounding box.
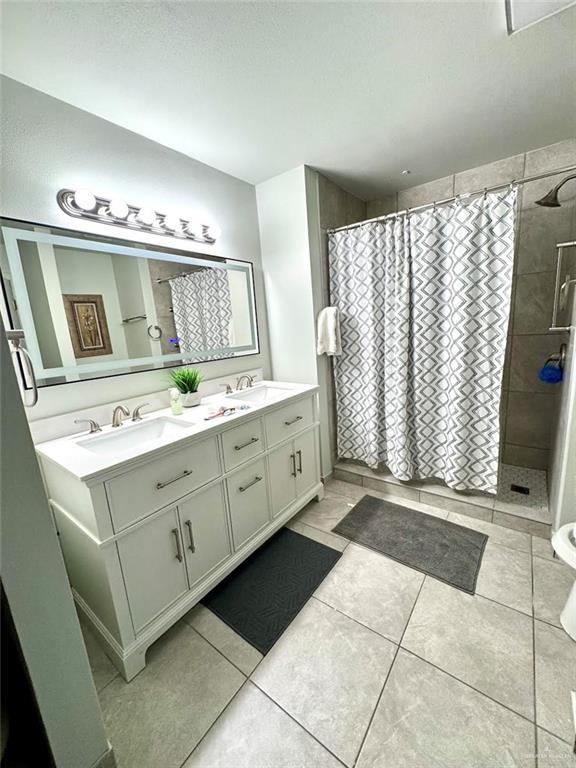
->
(74, 418, 102, 434)
(220, 383, 234, 394)
(132, 403, 150, 421)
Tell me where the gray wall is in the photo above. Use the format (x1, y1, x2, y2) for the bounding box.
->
(316, 173, 367, 470)
(367, 139, 576, 470)
(0, 77, 271, 421)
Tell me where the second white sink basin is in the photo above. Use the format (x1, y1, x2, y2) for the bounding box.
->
(226, 384, 293, 405)
(77, 417, 193, 456)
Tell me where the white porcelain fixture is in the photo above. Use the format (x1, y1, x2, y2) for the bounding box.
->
(226, 382, 293, 404)
(552, 522, 576, 640)
(76, 416, 195, 457)
(36, 381, 322, 680)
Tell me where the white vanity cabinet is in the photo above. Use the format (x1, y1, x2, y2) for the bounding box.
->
(268, 429, 318, 517)
(37, 385, 323, 682)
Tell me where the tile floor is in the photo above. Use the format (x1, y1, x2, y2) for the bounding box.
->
(81, 478, 575, 768)
(333, 461, 553, 536)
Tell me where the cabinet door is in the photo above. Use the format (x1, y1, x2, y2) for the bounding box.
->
(117, 508, 189, 633)
(178, 484, 231, 588)
(295, 429, 319, 498)
(268, 441, 297, 518)
(226, 458, 270, 549)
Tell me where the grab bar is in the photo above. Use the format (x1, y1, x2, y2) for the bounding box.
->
(550, 241, 576, 332)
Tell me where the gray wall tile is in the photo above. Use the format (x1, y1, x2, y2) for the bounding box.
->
(509, 334, 566, 393)
(513, 272, 556, 334)
(516, 204, 575, 273)
(366, 195, 397, 218)
(454, 154, 525, 195)
(502, 443, 550, 471)
(505, 391, 558, 449)
(397, 175, 454, 210)
(524, 138, 576, 175)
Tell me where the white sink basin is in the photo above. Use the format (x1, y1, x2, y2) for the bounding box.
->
(77, 417, 193, 456)
(226, 384, 293, 405)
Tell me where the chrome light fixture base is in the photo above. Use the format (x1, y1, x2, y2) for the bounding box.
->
(57, 189, 218, 243)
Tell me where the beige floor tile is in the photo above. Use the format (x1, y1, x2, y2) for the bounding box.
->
(356, 650, 535, 768)
(537, 728, 576, 767)
(287, 519, 349, 551)
(79, 616, 118, 693)
(184, 604, 263, 675)
(99, 621, 244, 768)
(476, 541, 533, 615)
(294, 495, 356, 533)
(535, 620, 576, 743)
(448, 511, 531, 553)
(533, 557, 574, 628)
(184, 682, 342, 768)
(314, 543, 424, 642)
(420, 492, 493, 521)
(252, 598, 396, 766)
(531, 536, 555, 561)
(402, 579, 534, 719)
(493, 510, 551, 539)
(324, 477, 366, 502)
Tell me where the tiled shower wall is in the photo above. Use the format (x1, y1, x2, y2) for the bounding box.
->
(317, 174, 366, 468)
(319, 138, 576, 471)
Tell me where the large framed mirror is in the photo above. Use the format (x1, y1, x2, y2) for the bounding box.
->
(0, 218, 260, 388)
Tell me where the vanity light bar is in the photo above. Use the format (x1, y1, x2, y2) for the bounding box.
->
(57, 189, 220, 243)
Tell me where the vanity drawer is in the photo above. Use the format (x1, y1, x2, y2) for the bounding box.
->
(226, 458, 270, 550)
(106, 437, 221, 532)
(265, 397, 314, 447)
(221, 418, 264, 472)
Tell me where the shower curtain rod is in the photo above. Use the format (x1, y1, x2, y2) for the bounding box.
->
(327, 163, 576, 234)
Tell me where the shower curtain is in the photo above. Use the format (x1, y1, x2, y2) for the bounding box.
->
(329, 188, 516, 494)
(170, 268, 233, 360)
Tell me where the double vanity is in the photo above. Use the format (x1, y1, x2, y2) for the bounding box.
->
(36, 381, 322, 680)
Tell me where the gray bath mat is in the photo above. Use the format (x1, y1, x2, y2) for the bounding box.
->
(333, 495, 487, 594)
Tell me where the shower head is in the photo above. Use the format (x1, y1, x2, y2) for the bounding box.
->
(535, 173, 576, 207)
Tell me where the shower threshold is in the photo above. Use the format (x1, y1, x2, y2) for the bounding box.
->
(333, 460, 551, 539)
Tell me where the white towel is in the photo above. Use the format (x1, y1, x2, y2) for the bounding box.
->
(316, 307, 342, 356)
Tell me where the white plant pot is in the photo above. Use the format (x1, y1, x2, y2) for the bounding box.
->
(182, 392, 201, 408)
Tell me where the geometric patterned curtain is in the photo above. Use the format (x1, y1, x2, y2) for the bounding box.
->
(328, 188, 517, 494)
(169, 268, 233, 360)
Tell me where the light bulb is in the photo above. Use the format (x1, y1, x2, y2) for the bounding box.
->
(185, 219, 204, 238)
(109, 198, 129, 219)
(163, 214, 181, 232)
(136, 207, 156, 226)
(73, 188, 96, 211)
(206, 221, 222, 240)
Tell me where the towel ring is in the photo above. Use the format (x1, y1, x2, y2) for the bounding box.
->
(147, 324, 162, 340)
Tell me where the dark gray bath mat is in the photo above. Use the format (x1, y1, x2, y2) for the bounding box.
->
(333, 495, 487, 594)
(202, 528, 341, 654)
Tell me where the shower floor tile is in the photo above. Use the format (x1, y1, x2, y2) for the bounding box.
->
(495, 464, 550, 524)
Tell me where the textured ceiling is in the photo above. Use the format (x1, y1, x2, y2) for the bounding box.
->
(1, 1, 575, 199)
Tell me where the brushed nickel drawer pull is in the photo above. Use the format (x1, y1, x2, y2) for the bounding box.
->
(239, 475, 262, 493)
(297, 449, 303, 474)
(284, 415, 303, 426)
(172, 528, 183, 562)
(290, 453, 297, 477)
(234, 437, 259, 451)
(156, 469, 192, 490)
(184, 520, 195, 553)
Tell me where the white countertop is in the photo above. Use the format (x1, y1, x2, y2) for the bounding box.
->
(35, 381, 319, 483)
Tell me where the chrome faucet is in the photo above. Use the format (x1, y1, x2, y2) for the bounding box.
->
(74, 418, 102, 434)
(236, 375, 255, 390)
(111, 405, 130, 428)
(131, 403, 150, 422)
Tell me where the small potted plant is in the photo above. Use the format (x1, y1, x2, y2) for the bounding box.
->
(169, 367, 203, 407)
